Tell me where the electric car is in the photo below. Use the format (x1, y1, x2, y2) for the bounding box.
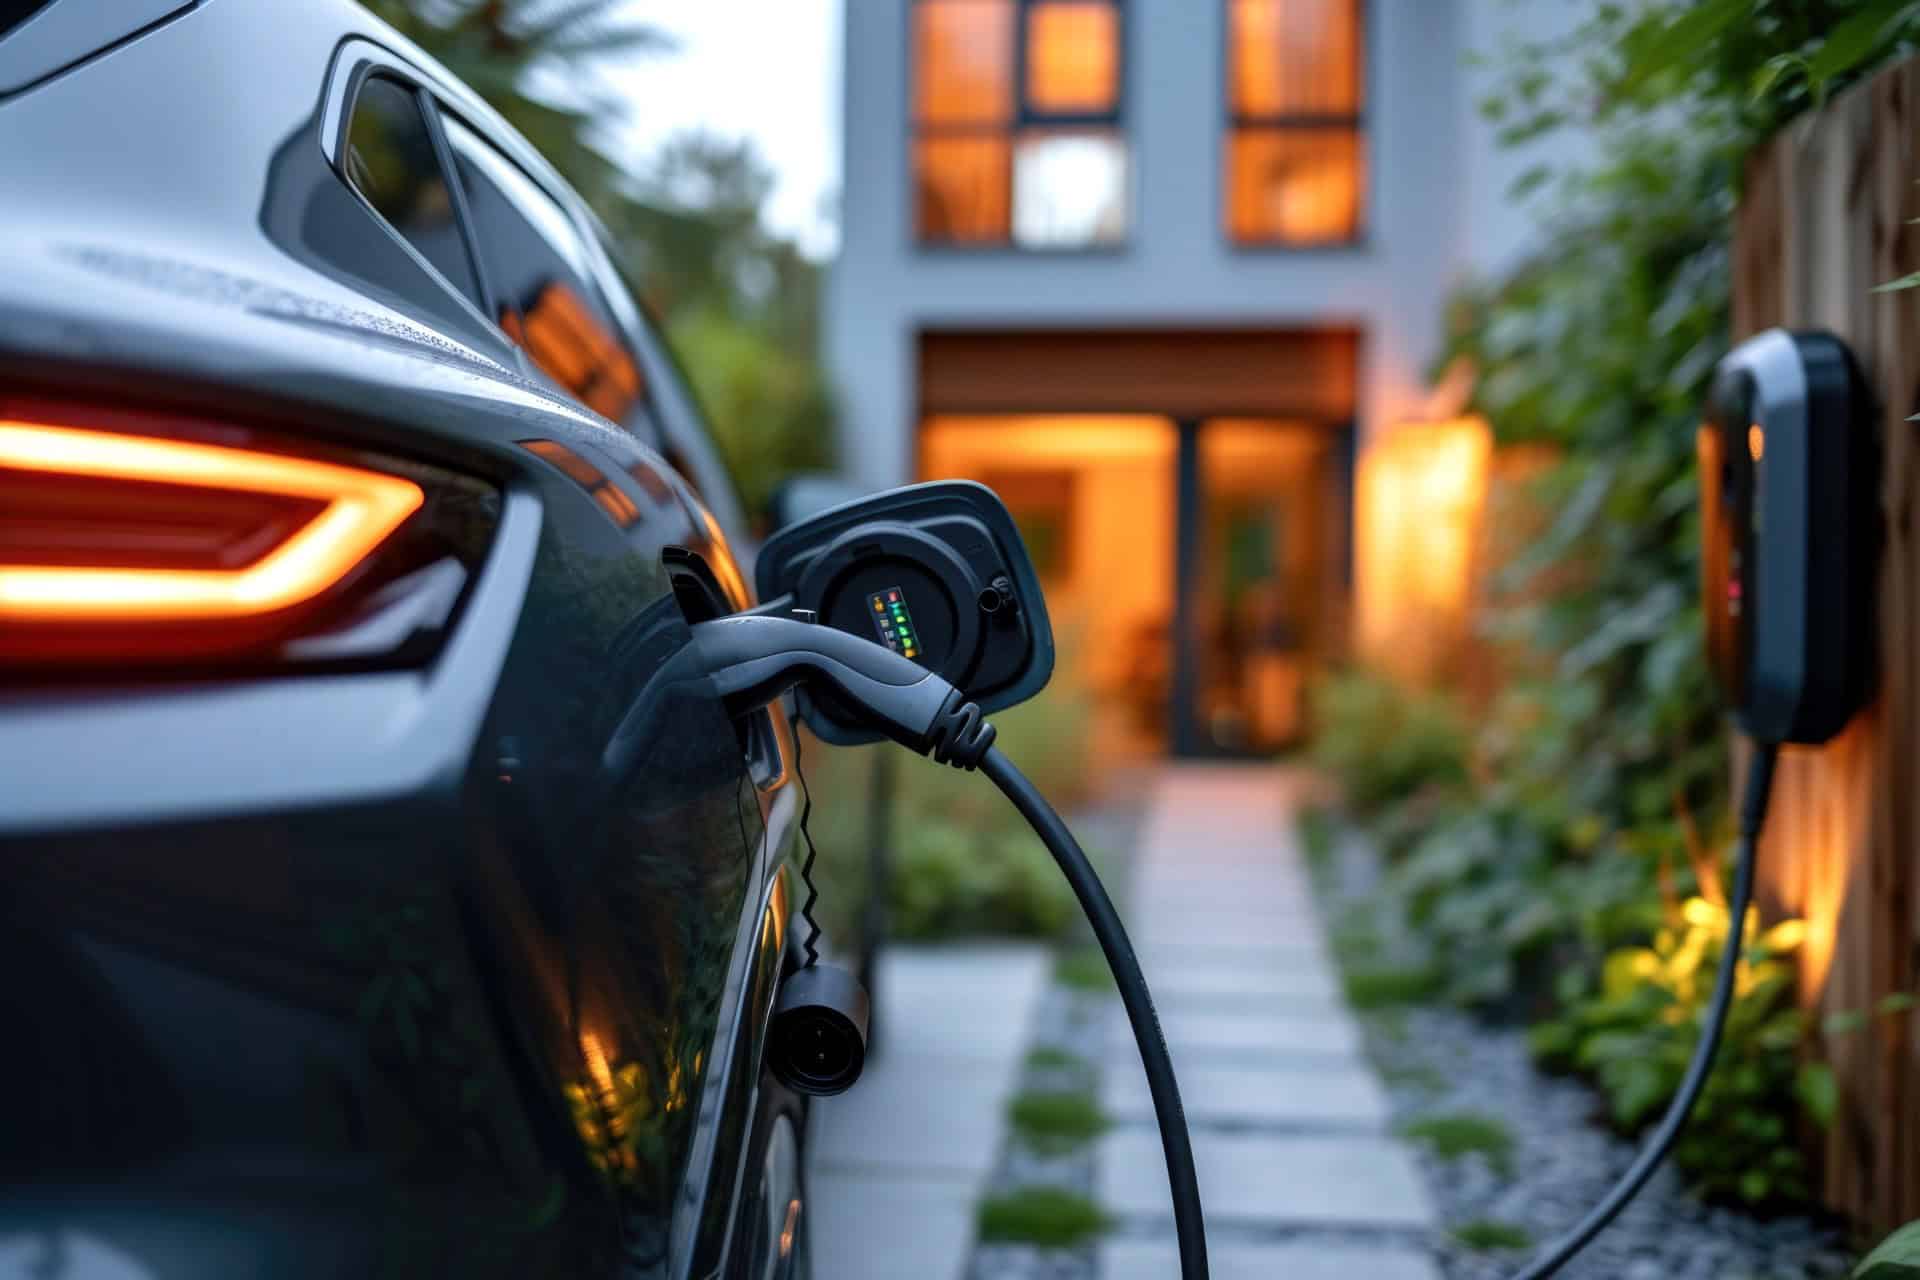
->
(0, 4, 816, 1277)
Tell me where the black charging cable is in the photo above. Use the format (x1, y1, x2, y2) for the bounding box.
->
(1509, 741, 1779, 1280)
(980, 746, 1209, 1280)
(684, 614, 1211, 1280)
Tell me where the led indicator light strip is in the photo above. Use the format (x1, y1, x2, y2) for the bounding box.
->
(868, 586, 920, 661)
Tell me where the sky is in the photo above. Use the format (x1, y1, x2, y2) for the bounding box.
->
(598, 0, 844, 261)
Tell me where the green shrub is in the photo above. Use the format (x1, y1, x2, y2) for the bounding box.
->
(1309, 669, 1470, 820)
(976, 1187, 1110, 1247)
(1529, 896, 1823, 1204)
(1399, 1111, 1516, 1178)
(1343, 964, 1441, 1010)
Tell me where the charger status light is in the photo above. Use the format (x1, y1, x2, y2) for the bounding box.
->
(869, 586, 922, 662)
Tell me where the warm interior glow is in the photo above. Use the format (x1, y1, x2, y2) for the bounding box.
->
(914, 0, 1014, 124)
(1025, 2, 1119, 114)
(0, 422, 422, 622)
(923, 415, 1173, 753)
(1230, 0, 1361, 115)
(1355, 417, 1492, 685)
(1227, 127, 1364, 243)
(915, 135, 1013, 242)
(920, 414, 1332, 755)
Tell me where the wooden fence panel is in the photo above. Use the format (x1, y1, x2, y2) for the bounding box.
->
(1735, 59, 1920, 1234)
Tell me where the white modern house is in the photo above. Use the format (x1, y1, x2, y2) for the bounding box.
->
(825, 0, 1586, 756)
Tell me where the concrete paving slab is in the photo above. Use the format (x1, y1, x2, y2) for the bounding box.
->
(807, 942, 1047, 1280)
(1103, 1059, 1389, 1129)
(1138, 938, 1333, 971)
(1141, 958, 1343, 1005)
(1101, 1239, 1440, 1280)
(1134, 913, 1329, 950)
(809, 1170, 974, 1280)
(872, 942, 1050, 1063)
(811, 1051, 1012, 1177)
(1096, 1128, 1435, 1227)
(1110, 1006, 1363, 1060)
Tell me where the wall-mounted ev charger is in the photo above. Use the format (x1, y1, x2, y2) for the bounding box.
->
(1700, 328, 1879, 746)
(754, 481, 1055, 745)
(1511, 328, 1882, 1280)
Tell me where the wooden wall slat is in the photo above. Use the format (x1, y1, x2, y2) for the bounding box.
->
(1735, 58, 1920, 1234)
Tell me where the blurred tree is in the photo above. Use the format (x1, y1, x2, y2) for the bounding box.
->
(359, 2, 838, 527)
(612, 134, 836, 521)
(358, 0, 670, 211)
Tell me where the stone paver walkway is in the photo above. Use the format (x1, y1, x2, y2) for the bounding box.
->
(1095, 766, 1439, 1279)
(810, 941, 1049, 1280)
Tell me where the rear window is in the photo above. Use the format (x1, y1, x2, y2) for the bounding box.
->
(342, 75, 482, 309)
(441, 117, 646, 424)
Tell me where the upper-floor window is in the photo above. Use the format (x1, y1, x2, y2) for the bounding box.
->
(1225, 0, 1365, 245)
(912, 0, 1128, 249)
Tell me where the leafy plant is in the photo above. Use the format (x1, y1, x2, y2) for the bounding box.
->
(1857, 1220, 1920, 1278)
(1308, 668, 1469, 820)
(1529, 895, 1822, 1204)
(1308, 0, 1920, 1215)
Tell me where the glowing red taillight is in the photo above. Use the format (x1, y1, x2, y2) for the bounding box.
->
(0, 421, 422, 622)
(0, 409, 493, 667)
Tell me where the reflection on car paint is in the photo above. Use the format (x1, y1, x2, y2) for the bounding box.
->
(517, 281, 647, 422)
(518, 439, 641, 530)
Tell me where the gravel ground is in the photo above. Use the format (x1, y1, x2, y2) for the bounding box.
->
(969, 798, 1146, 1280)
(1319, 829, 1856, 1280)
(968, 982, 1108, 1280)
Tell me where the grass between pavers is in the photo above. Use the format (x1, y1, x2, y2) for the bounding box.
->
(1009, 1089, 1112, 1150)
(1451, 1219, 1532, 1252)
(1024, 1045, 1087, 1072)
(976, 1186, 1112, 1247)
(1054, 945, 1115, 993)
(1399, 1110, 1516, 1178)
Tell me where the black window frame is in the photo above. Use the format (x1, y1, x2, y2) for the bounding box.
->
(1220, 0, 1370, 250)
(910, 0, 1132, 251)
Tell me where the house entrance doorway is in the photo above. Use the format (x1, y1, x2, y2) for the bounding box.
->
(918, 413, 1350, 759)
(915, 326, 1358, 759)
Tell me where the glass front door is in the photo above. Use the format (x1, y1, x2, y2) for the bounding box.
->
(1171, 418, 1347, 757)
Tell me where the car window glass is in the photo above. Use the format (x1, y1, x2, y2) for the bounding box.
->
(343, 75, 481, 307)
(441, 116, 647, 424)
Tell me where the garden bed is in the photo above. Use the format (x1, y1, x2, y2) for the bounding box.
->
(1315, 824, 1853, 1280)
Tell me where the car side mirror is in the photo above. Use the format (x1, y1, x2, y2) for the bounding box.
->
(754, 480, 1055, 745)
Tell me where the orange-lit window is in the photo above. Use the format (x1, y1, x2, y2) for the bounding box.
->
(913, 0, 1128, 248)
(1225, 0, 1365, 245)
